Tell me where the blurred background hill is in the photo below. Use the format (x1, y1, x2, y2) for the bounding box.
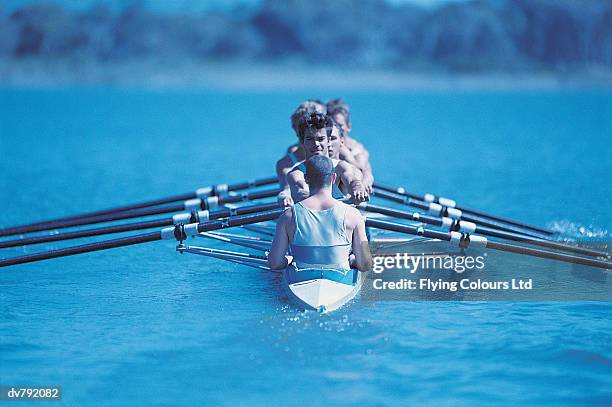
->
(1, 0, 611, 87)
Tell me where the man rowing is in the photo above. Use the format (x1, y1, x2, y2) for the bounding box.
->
(267, 155, 372, 276)
(276, 99, 374, 205)
(276, 100, 326, 206)
(284, 112, 369, 204)
(326, 98, 374, 192)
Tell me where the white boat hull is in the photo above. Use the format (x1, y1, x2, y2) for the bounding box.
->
(282, 266, 363, 313)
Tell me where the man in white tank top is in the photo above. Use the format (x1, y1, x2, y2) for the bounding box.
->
(268, 156, 372, 272)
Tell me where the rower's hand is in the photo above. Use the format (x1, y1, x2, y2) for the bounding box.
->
(351, 189, 369, 204)
(361, 174, 374, 194)
(277, 192, 294, 207)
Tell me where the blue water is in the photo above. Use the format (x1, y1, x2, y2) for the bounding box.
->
(0, 88, 611, 406)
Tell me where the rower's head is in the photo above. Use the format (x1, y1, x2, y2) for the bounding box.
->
(304, 155, 337, 193)
(327, 118, 345, 159)
(326, 98, 352, 133)
(297, 112, 338, 159)
(291, 99, 326, 135)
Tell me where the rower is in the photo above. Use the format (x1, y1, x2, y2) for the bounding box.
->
(326, 98, 374, 192)
(286, 112, 368, 204)
(276, 100, 326, 206)
(267, 155, 372, 273)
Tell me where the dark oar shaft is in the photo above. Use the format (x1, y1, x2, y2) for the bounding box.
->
(0, 202, 280, 248)
(0, 232, 162, 267)
(374, 183, 554, 236)
(364, 218, 612, 270)
(485, 241, 612, 269)
(0, 176, 278, 236)
(0, 218, 170, 249)
(0, 188, 280, 237)
(372, 189, 550, 240)
(363, 203, 609, 258)
(0, 207, 284, 267)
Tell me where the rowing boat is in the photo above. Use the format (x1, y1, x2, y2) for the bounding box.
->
(0, 175, 610, 313)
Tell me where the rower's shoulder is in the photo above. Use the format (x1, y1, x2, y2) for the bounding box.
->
(287, 161, 305, 174)
(345, 136, 368, 154)
(339, 201, 363, 221)
(278, 206, 293, 223)
(334, 159, 359, 175)
(276, 154, 292, 168)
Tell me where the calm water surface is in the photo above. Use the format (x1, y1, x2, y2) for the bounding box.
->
(0, 88, 611, 406)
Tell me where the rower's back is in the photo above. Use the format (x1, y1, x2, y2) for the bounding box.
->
(268, 154, 371, 273)
(290, 199, 352, 270)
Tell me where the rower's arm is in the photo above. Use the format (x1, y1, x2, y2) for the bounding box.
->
(336, 161, 368, 203)
(346, 137, 370, 165)
(268, 209, 292, 270)
(349, 208, 372, 272)
(338, 146, 360, 167)
(360, 161, 374, 193)
(287, 169, 310, 203)
(275, 157, 290, 190)
(339, 146, 374, 192)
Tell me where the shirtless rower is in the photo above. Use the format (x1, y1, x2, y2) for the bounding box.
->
(285, 112, 368, 204)
(326, 98, 374, 192)
(276, 100, 326, 206)
(267, 155, 372, 273)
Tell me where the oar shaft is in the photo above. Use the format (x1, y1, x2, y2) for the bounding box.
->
(372, 189, 550, 240)
(1, 207, 284, 268)
(484, 241, 612, 270)
(474, 225, 608, 258)
(0, 189, 280, 237)
(0, 232, 161, 267)
(364, 218, 612, 270)
(0, 202, 281, 248)
(0, 203, 185, 237)
(0, 176, 278, 237)
(0, 218, 170, 249)
(374, 183, 554, 236)
(363, 203, 608, 258)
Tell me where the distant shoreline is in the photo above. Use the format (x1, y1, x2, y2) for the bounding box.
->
(2, 59, 612, 90)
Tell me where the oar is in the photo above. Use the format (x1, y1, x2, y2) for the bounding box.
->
(0, 202, 280, 249)
(365, 218, 612, 270)
(372, 188, 551, 240)
(362, 203, 609, 259)
(0, 175, 278, 236)
(0, 188, 280, 237)
(374, 183, 554, 236)
(0, 208, 284, 267)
